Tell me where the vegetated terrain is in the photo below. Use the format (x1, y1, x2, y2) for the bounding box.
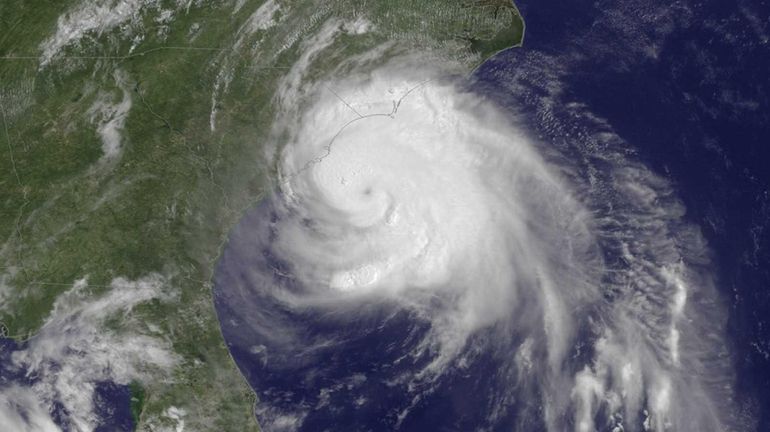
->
(0, 0, 523, 429)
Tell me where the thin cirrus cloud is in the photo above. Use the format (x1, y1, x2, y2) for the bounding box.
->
(246, 54, 737, 431)
(1, 275, 178, 432)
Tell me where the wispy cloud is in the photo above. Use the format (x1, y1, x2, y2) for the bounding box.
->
(1, 274, 178, 431)
(39, 0, 147, 66)
(223, 50, 737, 430)
(87, 70, 132, 163)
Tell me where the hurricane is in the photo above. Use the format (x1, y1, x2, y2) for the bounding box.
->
(214, 53, 739, 432)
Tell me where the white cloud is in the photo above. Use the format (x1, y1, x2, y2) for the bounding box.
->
(0, 267, 17, 315)
(1, 274, 178, 432)
(273, 58, 590, 377)
(87, 70, 132, 162)
(38, 0, 212, 66)
(164, 406, 187, 432)
(244, 0, 280, 33)
(244, 51, 737, 430)
(209, 0, 284, 132)
(39, 0, 149, 66)
(0, 385, 61, 432)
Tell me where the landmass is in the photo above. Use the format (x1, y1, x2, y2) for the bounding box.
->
(0, 1, 523, 430)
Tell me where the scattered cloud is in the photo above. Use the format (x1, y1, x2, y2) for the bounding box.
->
(1, 274, 178, 431)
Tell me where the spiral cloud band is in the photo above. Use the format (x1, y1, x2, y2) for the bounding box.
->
(276, 62, 596, 370)
(215, 55, 736, 431)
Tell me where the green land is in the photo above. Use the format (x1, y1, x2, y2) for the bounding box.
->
(0, 0, 523, 429)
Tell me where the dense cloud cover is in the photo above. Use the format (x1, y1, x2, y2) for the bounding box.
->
(216, 55, 738, 431)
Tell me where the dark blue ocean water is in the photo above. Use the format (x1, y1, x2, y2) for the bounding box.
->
(215, 201, 549, 431)
(1, 0, 766, 430)
(475, 0, 770, 428)
(0, 338, 136, 431)
(215, 0, 770, 431)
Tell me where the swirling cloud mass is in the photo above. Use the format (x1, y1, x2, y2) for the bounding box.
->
(215, 55, 738, 431)
(276, 61, 597, 375)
